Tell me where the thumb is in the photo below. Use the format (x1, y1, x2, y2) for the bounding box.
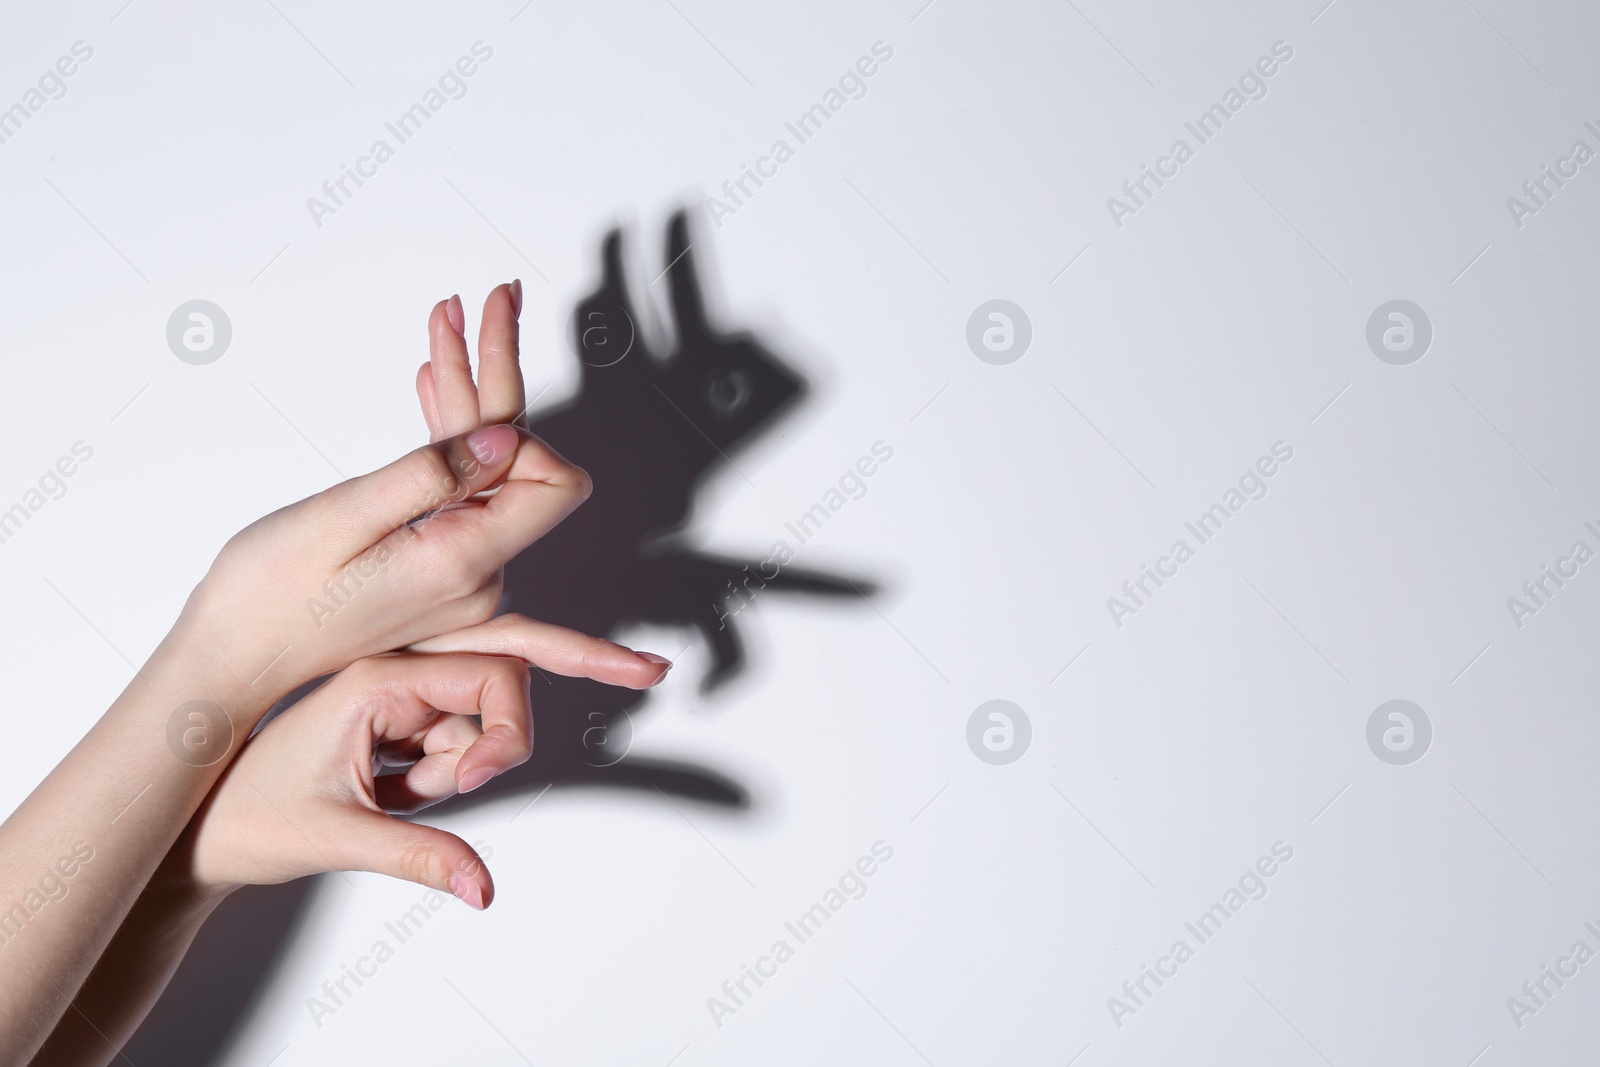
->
(319, 424, 522, 556)
(338, 807, 494, 910)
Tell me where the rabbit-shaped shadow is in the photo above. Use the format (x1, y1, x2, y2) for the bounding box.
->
(448, 208, 874, 806)
(123, 211, 878, 1065)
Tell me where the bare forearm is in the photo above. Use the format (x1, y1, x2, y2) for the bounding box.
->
(28, 866, 227, 1067)
(0, 627, 271, 1064)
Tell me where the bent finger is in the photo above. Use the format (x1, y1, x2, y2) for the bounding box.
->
(320, 424, 522, 555)
(375, 714, 483, 813)
(344, 653, 532, 795)
(463, 428, 594, 562)
(335, 807, 493, 909)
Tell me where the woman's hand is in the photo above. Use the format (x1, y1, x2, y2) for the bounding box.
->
(25, 621, 665, 1066)
(10, 285, 666, 1066)
(168, 609, 664, 908)
(170, 651, 522, 909)
(172, 284, 606, 723)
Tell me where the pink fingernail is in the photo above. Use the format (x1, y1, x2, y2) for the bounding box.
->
(458, 766, 493, 794)
(448, 872, 486, 910)
(509, 279, 523, 319)
(446, 294, 465, 336)
(636, 651, 672, 686)
(466, 424, 517, 465)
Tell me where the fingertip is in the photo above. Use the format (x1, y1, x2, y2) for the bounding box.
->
(635, 651, 672, 688)
(484, 281, 517, 318)
(428, 300, 461, 368)
(465, 424, 519, 467)
(457, 721, 532, 793)
(448, 869, 490, 910)
(457, 765, 494, 794)
(446, 294, 466, 336)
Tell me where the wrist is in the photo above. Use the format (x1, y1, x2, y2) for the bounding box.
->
(147, 611, 283, 734)
(166, 569, 350, 716)
(147, 832, 239, 916)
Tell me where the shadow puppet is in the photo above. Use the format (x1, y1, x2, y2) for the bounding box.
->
(122, 209, 876, 1064)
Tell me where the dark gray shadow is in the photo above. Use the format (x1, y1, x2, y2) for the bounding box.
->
(122, 209, 876, 1065)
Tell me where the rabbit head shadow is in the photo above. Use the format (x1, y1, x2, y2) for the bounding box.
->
(122, 211, 879, 1067)
(448, 209, 875, 809)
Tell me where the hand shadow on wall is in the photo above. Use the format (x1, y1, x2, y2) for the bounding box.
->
(122, 209, 877, 1065)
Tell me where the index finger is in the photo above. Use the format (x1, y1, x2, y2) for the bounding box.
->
(341, 652, 532, 794)
(408, 613, 671, 690)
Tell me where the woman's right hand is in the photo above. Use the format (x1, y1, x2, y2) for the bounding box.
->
(168, 284, 649, 737)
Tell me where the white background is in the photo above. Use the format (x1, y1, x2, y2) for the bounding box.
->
(3, 0, 1600, 1063)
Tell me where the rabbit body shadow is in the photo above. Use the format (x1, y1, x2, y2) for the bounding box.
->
(124, 211, 876, 1065)
(457, 210, 872, 806)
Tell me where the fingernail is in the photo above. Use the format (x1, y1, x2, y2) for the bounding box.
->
(448, 872, 486, 910)
(509, 279, 523, 319)
(445, 294, 465, 335)
(458, 765, 493, 793)
(466, 424, 517, 465)
(637, 651, 673, 686)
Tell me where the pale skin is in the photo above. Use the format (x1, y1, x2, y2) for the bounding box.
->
(11, 283, 667, 1066)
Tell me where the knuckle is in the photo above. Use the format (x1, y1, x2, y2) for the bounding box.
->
(576, 635, 610, 676)
(397, 841, 438, 886)
(494, 611, 530, 630)
(486, 655, 531, 699)
(435, 550, 490, 597)
(565, 463, 594, 503)
(335, 656, 381, 690)
(495, 721, 534, 767)
(491, 653, 530, 682)
(475, 571, 505, 608)
(415, 446, 465, 510)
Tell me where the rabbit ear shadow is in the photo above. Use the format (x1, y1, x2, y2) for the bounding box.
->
(463, 206, 882, 809)
(122, 208, 881, 1066)
(663, 209, 711, 347)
